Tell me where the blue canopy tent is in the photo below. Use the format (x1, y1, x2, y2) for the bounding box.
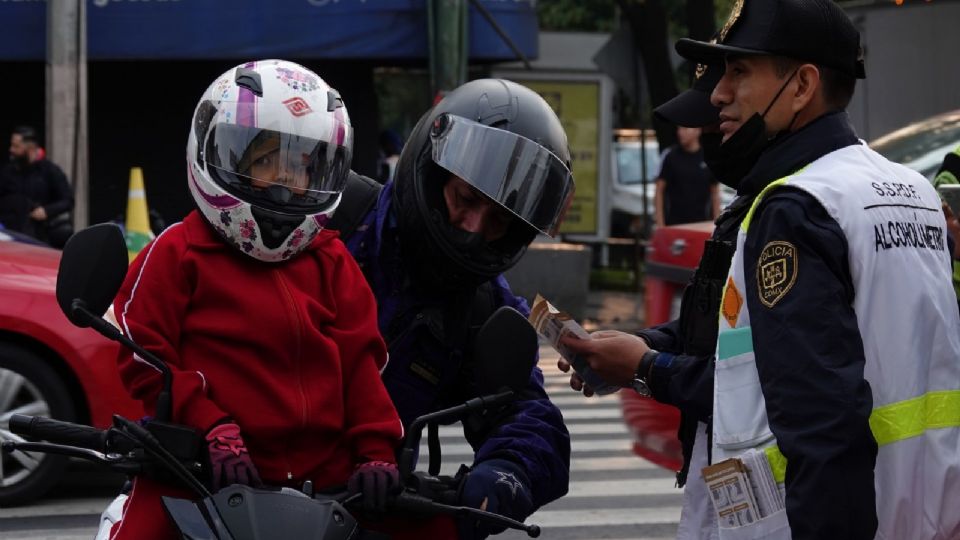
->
(1, 0, 538, 229)
(0, 0, 537, 61)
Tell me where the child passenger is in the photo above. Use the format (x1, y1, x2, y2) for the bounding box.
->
(109, 60, 402, 539)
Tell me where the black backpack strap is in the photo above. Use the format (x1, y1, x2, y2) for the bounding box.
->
(327, 171, 383, 241)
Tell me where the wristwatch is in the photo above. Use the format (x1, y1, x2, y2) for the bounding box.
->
(631, 349, 658, 397)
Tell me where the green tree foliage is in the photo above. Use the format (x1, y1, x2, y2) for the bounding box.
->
(536, 0, 739, 146)
(537, 0, 618, 32)
(538, 0, 739, 40)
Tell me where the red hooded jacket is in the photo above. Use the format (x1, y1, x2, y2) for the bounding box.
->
(114, 210, 402, 486)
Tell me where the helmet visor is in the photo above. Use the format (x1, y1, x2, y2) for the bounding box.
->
(430, 114, 574, 237)
(203, 109, 351, 214)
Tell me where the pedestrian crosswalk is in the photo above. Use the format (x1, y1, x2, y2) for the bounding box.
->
(428, 347, 683, 539)
(0, 346, 684, 539)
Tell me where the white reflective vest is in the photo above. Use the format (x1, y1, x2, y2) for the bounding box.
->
(677, 143, 960, 540)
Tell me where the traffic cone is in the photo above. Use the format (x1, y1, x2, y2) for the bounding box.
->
(125, 167, 154, 261)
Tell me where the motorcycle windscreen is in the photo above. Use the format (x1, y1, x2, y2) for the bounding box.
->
(430, 114, 574, 237)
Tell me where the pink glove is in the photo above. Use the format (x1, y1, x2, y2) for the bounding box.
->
(347, 461, 400, 514)
(205, 422, 262, 491)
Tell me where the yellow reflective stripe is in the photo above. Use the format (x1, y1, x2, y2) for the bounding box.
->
(740, 178, 790, 233)
(740, 166, 812, 233)
(761, 390, 960, 484)
(763, 445, 787, 484)
(869, 390, 960, 446)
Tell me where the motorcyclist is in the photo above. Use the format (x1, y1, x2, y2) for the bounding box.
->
(338, 78, 574, 538)
(107, 60, 403, 539)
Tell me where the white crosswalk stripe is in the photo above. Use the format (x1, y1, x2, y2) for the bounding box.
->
(0, 498, 113, 518)
(546, 395, 619, 406)
(508, 356, 681, 539)
(554, 408, 626, 420)
(437, 422, 627, 438)
(0, 352, 682, 539)
(421, 437, 634, 460)
(2, 531, 94, 540)
(565, 479, 678, 498)
(571, 456, 661, 471)
(524, 507, 683, 528)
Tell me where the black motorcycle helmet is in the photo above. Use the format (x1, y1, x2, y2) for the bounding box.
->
(393, 79, 574, 291)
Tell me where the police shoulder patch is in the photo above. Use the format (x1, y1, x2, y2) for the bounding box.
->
(757, 241, 798, 308)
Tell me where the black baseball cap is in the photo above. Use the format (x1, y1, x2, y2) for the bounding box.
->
(676, 0, 866, 79)
(653, 63, 722, 127)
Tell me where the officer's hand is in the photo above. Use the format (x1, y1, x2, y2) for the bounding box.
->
(560, 330, 649, 388)
(557, 358, 596, 397)
(458, 459, 534, 539)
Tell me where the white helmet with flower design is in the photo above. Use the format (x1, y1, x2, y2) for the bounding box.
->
(186, 59, 352, 262)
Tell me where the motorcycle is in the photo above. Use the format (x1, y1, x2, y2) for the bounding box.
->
(2, 223, 542, 539)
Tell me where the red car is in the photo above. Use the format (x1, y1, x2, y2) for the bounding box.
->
(620, 221, 713, 472)
(0, 232, 142, 505)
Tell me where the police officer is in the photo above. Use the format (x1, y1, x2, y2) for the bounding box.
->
(337, 79, 573, 538)
(562, 1, 960, 539)
(564, 60, 767, 538)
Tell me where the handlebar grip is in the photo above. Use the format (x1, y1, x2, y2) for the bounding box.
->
(392, 491, 438, 514)
(9, 414, 106, 451)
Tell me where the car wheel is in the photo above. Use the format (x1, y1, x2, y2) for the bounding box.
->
(0, 343, 76, 506)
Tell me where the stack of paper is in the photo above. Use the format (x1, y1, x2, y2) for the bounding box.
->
(702, 458, 761, 527)
(528, 294, 619, 395)
(702, 449, 786, 528)
(738, 448, 785, 518)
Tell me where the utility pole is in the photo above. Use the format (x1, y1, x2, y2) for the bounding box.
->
(47, 0, 88, 229)
(428, 0, 468, 99)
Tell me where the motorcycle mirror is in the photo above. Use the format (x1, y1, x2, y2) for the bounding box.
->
(56, 223, 175, 421)
(473, 306, 539, 395)
(56, 223, 129, 328)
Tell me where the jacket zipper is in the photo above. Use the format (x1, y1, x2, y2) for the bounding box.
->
(274, 269, 307, 479)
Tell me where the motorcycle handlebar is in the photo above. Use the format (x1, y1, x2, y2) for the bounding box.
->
(5, 414, 207, 496)
(10, 414, 107, 451)
(6, 415, 542, 536)
(323, 486, 539, 537)
(392, 491, 541, 537)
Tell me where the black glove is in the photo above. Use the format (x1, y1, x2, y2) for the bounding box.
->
(205, 422, 262, 491)
(457, 459, 534, 539)
(347, 460, 400, 514)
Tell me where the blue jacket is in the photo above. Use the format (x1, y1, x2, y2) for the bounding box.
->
(343, 181, 570, 509)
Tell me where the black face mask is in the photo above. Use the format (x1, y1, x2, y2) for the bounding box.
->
(703, 68, 800, 192)
(702, 127, 763, 192)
